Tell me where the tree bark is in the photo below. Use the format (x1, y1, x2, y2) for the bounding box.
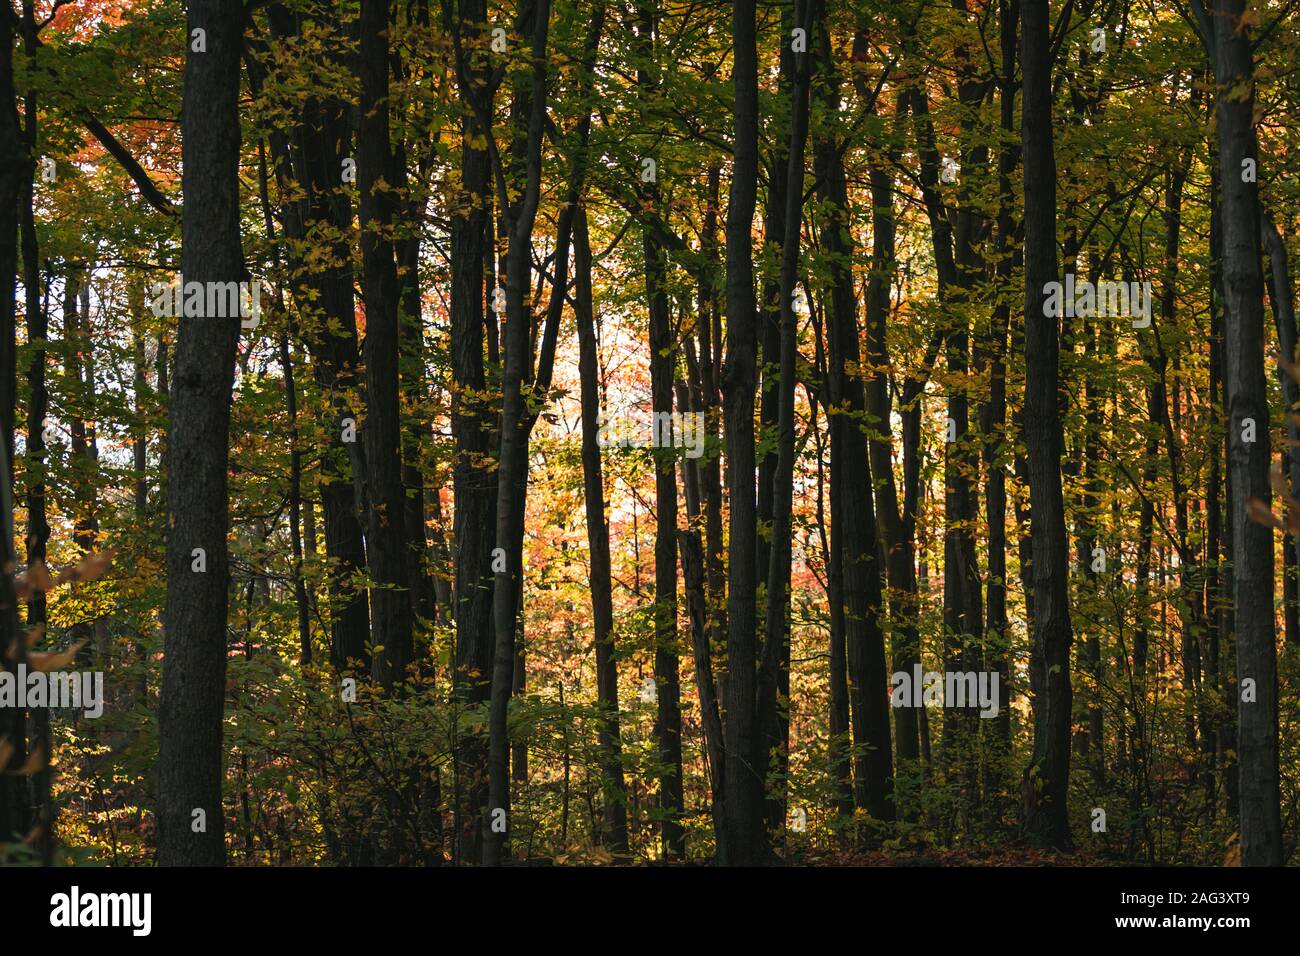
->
(1208, 0, 1283, 866)
(484, 0, 551, 865)
(720, 0, 762, 866)
(1019, 0, 1074, 852)
(358, 0, 414, 692)
(574, 206, 630, 852)
(157, 0, 245, 865)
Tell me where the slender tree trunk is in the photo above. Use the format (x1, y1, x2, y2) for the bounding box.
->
(981, 0, 1019, 811)
(574, 206, 629, 853)
(0, 3, 19, 471)
(757, 0, 821, 852)
(636, 0, 684, 859)
(645, 231, 685, 858)
(1263, 210, 1298, 650)
(720, 0, 762, 866)
(281, 333, 311, 665)
(21, 113, 45, 638)
(484, 0, 551, 865)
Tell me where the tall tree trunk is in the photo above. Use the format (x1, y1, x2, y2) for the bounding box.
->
(980, 0, 1019, 811)
(281, 333, 311, 665)
(635, 0, 684, 858)
(1207, 0, 1283, 866)
(447, 0, 498, 863)
(682, 169, 729, 850)
(645, 233, 684, 858)
(757, 0, 821, 851)
(1019, 0, 1074, 852)
(18, 36, 48, 854)
(484, 0, 551, 865)
(261, 2, 370, 674)
(0, 12, 23, 843)
(821, 142, 893, 826)
(720, 0, 762, 866)
(0, 3, 19, 470)
(358, 0, 414, 692)
(21, 90, 45, 638)
(574, 206, 629, 853)
(157, 0, 245, 865)
(1262, 210, 1298, 650)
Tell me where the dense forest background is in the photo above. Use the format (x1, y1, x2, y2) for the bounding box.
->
(0, 0, 1297, 867)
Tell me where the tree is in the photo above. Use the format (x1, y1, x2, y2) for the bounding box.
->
(1019, 0, 1074, 852)
(720, 0, 762, 866)
(157, 0, 246, 866)
(1197, 0, 1284, 866)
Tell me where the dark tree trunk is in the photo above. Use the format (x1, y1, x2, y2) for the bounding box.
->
(853, 39, 931, 778)
(1262, 210, 1298, 650)
(645, 229, 685, 858)
(358, 0, 414, 692)
(812, 14, 893, 827)
(447, 0, 498, 863)
(720, 0, 762, 866)
(0, 3, 19, 471)
(16, 39, 47, 853)
(484, 0, 551, 865)
(575, 206, 629, 853)
(757, 0, 821, 851)
(635, 0, 684, 859)
(1210, 163, 1241, 819)
(1019, 0, 1074, 852)
(157, 0, 245, 866)
(0, 16, 22, 842)
(261, 2, 370, 674)
(682, 168, 729, 850)
(280, 333, 311, 665)
(980, 0, 1019, 810)
(21, 107, 46, 637)
(1209, 0, 1283, 866)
